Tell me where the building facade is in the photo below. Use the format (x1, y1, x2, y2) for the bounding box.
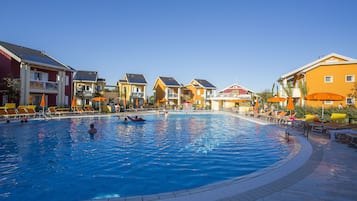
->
(210, 84, 254, 111)
(73, 71, 106, 107)
(0, 41, 74, 107)
(185, 79, 216, 109)
(118, 73, 147, 108)
(278, 53, 357, 108)
(153, 76, 182, 107)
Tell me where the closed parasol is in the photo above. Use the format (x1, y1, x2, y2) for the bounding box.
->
(40, 93, 46, 115)
(287, 96, 294, 112)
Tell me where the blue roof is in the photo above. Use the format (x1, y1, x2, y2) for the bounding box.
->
(194, 79, 216, 88)
(126, 73, 147, 84)
(0, 41, 69, 70)
(160, 76, 180, 86)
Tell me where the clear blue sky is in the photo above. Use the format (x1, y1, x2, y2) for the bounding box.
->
(1, 0, 357, 95)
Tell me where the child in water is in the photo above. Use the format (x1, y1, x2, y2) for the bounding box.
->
(88, 123, 97, 135)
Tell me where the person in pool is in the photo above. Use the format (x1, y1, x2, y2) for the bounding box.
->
(88, 123, 97, 135)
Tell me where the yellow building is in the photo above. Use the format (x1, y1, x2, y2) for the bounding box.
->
(117, 73, 147, 108)
(153, 76, 182, 107)
(278, 53, 357, 108)
(185, 79, 216, 108)
(73, 71, 106, 107)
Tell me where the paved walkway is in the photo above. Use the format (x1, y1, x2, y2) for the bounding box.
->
(254, 130, 357, 201)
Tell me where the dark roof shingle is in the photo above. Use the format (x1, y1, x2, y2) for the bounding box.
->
(0, 41, 69, 70)
(73, 71, 98, 81)
(126, 73, 147, 84)
(194, 79, 216, 88)
(160, 76, 180, 86)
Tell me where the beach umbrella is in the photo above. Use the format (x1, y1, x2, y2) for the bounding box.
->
(71, 97, 77, 111)
(92, 97, 107, 112)
(40, 93, 46, 115)
(267, 96, 286, 103)
(304, 92, 345, 119)
(287, 96, 294, 113)
(254, 98, 259, 110)
(231, 99, 249, 103)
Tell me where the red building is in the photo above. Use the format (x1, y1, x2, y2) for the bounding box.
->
(0, 41, 74, 107)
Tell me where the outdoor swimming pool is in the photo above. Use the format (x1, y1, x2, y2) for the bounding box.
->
(0, 113, 292, 201)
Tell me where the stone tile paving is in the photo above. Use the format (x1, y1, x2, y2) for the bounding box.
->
(254, 130, 357, 201)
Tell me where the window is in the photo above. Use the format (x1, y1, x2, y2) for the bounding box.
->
(34, 72, 42, 80)
(324, 101, 333, 105)
(65, 95, 69, 105)
(347, 98, 355, 105)
(324, 76, 333, 83)
(197, 89, 200, 95)
(346, 75, 355, 82)
(65, 76, 69, 86)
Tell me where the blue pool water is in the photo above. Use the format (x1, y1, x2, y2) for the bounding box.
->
(0, 113, 292, 201)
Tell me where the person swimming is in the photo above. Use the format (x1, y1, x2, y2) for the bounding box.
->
(88, 123, 97, 135)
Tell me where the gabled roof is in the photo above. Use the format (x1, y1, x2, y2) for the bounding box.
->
(279, 53, 355, 80)
(159, 76, 181, 87)
(0, 41, 72, 71)
(219, 84, 255, 94)
(73, 71, 98, 82)
(125, 73, 147, 84)
(192, 79, 216, 89)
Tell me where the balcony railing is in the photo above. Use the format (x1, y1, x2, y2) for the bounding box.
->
(82, 91, 93, 97)
(131, 92, 144, 98)
(30, 81, 58, 92)
(168, 93, 178, 99)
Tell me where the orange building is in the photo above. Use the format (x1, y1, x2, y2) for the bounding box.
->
(185, 79, 216, 108)
(278, 53, 357, 108)
(153, 76, 182, 107)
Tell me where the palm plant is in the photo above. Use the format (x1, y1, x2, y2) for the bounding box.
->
(298, 80, 308, 107)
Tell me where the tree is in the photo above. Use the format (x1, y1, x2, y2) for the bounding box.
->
(2, 76, 20, 103)
(257, 89, 272, 103)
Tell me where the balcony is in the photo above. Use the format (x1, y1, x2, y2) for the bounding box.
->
(292, 88, 301, 98)
(168, 93, 178, 99)
(30, 80, 58, 93)
(82, 91, 93, 97)
(131, 92, 144, 98)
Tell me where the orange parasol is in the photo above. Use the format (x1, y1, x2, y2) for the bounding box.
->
(159, 98, 168, 103)
(305, 92, 345, 119)
(71, 97, 77, 107)
(40, 93, 46, 115)
(254, 98, 259, 110)
(287, 96, 294, 111)
(231, 99, 249, 103)
(92, 97, 107, 102)
(304, 92, 345, 101)
(267, 96, 286, 103)
(92, 97, 107, 113)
